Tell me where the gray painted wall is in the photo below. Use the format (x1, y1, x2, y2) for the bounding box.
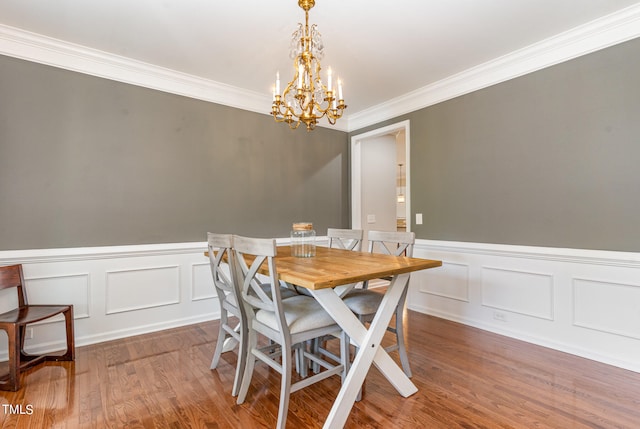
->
(0, 55, 349, 250)
(351, 37, 640, 252)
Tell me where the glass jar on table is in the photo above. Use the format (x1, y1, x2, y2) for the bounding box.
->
(291, 222, 316, 257)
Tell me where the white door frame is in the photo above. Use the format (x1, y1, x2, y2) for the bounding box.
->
(351, 120, 411, 231)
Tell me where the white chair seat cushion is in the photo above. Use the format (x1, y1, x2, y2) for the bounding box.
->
(255, 295, 336, 334)
(342, 289, 383, 316)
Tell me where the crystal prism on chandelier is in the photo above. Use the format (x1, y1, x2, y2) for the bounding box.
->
(271, 0, 346, 131)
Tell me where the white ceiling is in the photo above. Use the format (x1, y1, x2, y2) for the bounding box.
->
(1, 0, 640, 130)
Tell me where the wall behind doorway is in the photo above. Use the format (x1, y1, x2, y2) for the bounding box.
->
(360, 134, 397, 237)
(396, 130, 407, 230)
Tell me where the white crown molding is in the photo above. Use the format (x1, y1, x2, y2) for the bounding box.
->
(2, 4, 639, 135)
(0, 24, 269, 117)
(0, 23, 348, 132)
(346, 4, 640, 131)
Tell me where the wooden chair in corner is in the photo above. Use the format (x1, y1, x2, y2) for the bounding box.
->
(0, 264, 75, 391)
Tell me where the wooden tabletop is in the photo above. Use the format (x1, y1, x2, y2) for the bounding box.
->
(269, 245, 441, 290)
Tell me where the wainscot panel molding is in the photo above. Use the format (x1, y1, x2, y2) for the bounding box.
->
(2, 239, 639, 374)
(0, 242, 215, 360)
(192, 262, 217, 302)
(573, 278, 640, 341)
(0, 238, 298, 361)
(481, 267, 554, 321)
(105, 265, 181, 315)
(410, 239, 640, 373)
(418, 261, 469, 303)
(24, 273, 91, 320)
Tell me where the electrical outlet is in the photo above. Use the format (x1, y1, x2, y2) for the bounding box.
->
(493, 311, 507, 322)
(26, 328, 34, 339)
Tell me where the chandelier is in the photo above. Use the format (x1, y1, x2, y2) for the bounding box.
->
(271, 0, 346, 131)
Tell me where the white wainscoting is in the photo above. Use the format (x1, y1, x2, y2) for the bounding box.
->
(1, 239, 639, 374)
(410, 240, 640, 373)
(0, 243, 217, 359)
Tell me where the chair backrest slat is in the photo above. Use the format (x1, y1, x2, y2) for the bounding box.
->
(328, 228, 363, 251)
(367, 230, 415, 257)
(207, 233, 237, 299)
(0, 264, 28, 307)
(233, 235, 289, 336)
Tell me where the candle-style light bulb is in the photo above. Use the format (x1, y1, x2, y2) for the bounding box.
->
(327, 67, 332, 92)
(276, 71, 280, 95)
(338, 79, 343, 100)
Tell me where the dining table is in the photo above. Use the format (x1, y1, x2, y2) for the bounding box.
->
(266, 244, 442, 428)
(206, 243, 442, 427)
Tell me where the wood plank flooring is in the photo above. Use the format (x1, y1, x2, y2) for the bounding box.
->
(1, 311, 639, 428)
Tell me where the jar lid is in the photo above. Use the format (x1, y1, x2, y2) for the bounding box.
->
(292, 222, 313, 231)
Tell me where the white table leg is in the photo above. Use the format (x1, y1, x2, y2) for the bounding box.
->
(311, 273, 417, 429)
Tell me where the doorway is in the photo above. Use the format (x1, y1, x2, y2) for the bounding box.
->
(351, 120, 410, 242)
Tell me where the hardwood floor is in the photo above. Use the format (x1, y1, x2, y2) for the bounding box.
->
(1, 312, 639, 428)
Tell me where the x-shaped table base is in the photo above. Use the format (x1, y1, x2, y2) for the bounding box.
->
(310, 273, 417, 429)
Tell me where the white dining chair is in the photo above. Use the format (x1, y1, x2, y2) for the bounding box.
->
(341, 230, 416, 378)
(295, 228, 364, 298)
(233, 235, 348, 429)
(309, 228, 364, 371)
(327, 228, 364, 296)
(207, 232, 247, 397)
(327, 227, 364, 251)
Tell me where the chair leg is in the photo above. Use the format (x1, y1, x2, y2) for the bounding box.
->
(308, 341, 315, 374)
(296, 343, 307, 377)
(340, 331, 350, 384)
(276, 339, 293, 429)
(231, 322, 248, 397)
(211, 310, 229, 369)
(61, 306, 75, 361)
(236, 327, 257, 405)
(395, 290, 412, 378)
(3, 325, 21, 392)
(354, 314, 366, 401)
(19, 325, 27, 356)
